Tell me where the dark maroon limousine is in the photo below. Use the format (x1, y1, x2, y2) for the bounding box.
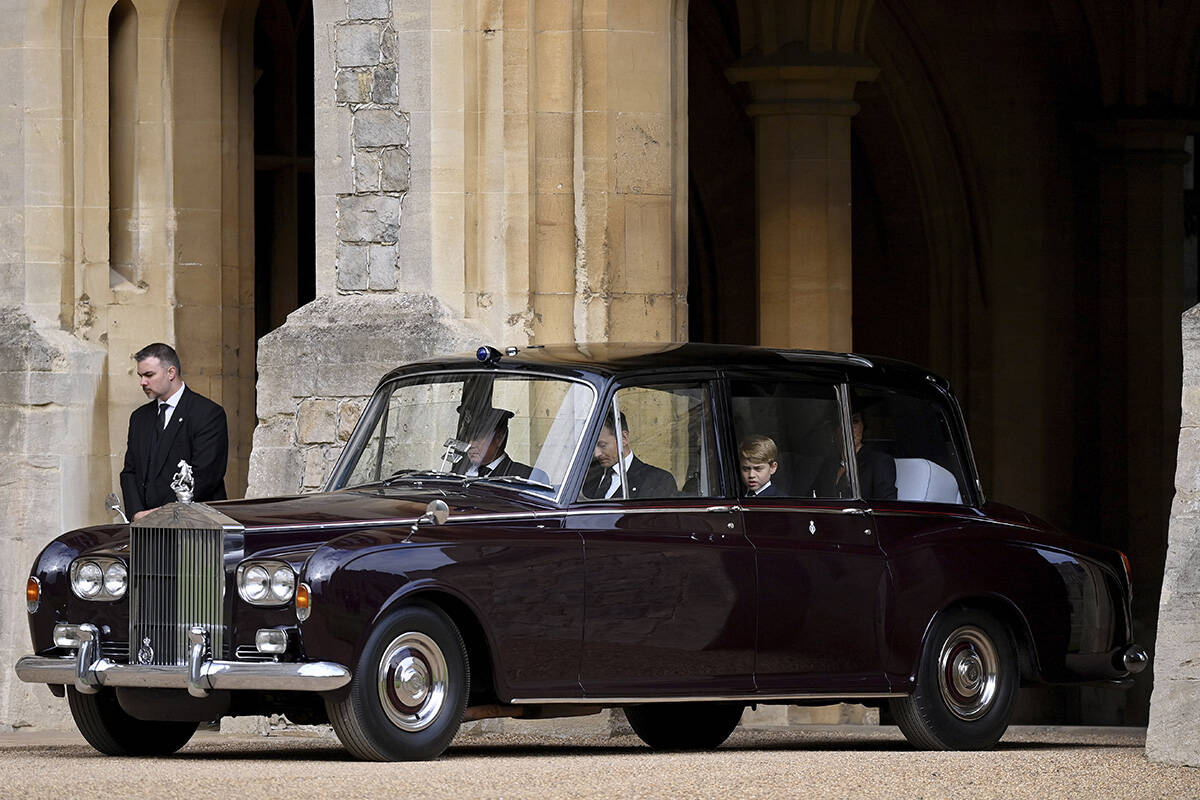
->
(17, 343, 1147, 760)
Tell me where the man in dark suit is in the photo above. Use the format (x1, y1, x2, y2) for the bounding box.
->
(582, 412, 677, 500)
(120, 343, 228, 519)
(456, 407, 535, 479)
(817, 411, 897, 500)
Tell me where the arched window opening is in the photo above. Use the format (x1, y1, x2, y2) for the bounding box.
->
(109, 0, 138, 288)
(254, 0, 315, 341)
(686, 0, 757, 344)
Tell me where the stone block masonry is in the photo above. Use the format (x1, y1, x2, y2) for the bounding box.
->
(332, 1, 411, 294)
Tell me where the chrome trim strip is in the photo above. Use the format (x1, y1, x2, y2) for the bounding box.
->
(246, 505, 750, 533)
(509, 692, 906, 704)
(247, 500, 1020, 535)
(247, 512, 548, 534)
(14, 654, 351, 693)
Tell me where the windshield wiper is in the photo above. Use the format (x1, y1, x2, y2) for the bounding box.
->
(382, 470, 466, 486)
(464, 474, 555, 491)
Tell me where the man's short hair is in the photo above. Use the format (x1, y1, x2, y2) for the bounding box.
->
(600, 410, 630, 437)
(739, 434, 778, 464)
(134, 343, 182, 375)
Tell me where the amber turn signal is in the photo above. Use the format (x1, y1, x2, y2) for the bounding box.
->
(296, 582, 311, 622)
(1119, 551, 1133, 586)
(26, 576, 40, 613)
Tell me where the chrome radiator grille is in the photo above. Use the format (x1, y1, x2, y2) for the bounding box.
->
(129, 526, 225, 666)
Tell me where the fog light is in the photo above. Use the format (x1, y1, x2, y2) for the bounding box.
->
(26, 576, 40, 614)
(255, 628, 288, 654)
(296, 582, 311, 622)
(53, 624, 83, 649)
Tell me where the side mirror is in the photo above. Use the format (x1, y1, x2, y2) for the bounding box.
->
(406, 499, 450, 541)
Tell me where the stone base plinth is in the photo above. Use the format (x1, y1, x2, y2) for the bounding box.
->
(247, 293, 488, 498)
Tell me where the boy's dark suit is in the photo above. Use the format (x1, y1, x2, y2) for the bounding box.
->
(120, 387, 228, 516)
(749, 482, 781, 497)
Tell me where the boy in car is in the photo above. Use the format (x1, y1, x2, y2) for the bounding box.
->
(739, 434, 781, 497)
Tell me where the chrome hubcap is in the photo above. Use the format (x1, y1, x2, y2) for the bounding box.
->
(937, 625, 999, 720)
(377, 631, 447, 732)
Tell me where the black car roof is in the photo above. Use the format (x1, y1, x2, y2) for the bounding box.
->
(379, 342, 952, 392)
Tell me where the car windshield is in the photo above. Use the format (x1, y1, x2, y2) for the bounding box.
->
(339, 371, 596, 497)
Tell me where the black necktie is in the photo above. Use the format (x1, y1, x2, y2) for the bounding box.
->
(604, 468, 620, 497)
(478, 466, 491, 477)
(154, 403, 167, 445)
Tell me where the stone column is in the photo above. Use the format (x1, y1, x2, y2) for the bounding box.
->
(1080, 121, 1190, 731)
(1147, 304, 1200, 767)
(728, 59, 877, 350)
(246, 0, 488, 498)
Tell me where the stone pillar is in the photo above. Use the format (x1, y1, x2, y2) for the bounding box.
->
(246, 0, 487, 498)
(1147, 304, 1200, 766)
(0, 3, 109, 732)
(1083, 121, 1190, 727)
(728, 60, 877, 350)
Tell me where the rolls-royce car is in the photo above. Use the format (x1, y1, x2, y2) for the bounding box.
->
(16, 343, 1148, 760)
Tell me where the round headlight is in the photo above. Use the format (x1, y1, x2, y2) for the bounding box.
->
(74, 562, 103, 598)
(104, 562, 128, 598)
(270, 566, 295, 601)
(243, 565, 271, 602)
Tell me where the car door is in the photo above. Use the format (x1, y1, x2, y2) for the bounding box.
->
(566, 377, 757, 698)
(725, 370, 891, 695)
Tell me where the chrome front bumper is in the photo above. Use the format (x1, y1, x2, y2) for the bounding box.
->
(15, 624, 350, 698)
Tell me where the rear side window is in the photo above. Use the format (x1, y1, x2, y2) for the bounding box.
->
(729, 379, 847, 499)
(849, 385, 969, 504)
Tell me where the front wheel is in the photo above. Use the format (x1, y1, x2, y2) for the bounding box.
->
(67, 688, 198, 756)
(326, 603, 469, 761)
(625, 702, 744, 750)
(890, 609, 1018, 750)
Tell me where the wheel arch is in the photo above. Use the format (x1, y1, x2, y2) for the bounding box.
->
(385, 588, 498, 706)
(916, 594, 1042, 685)
(349, 579, 501, 708)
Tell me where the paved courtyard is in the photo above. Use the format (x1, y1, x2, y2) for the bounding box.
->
(1, 725, 1196, 799)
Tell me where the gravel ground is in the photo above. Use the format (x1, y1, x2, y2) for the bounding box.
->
(0, 725, 1196, 799)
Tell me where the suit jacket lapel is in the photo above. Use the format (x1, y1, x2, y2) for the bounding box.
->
(149, 389, 189, 478)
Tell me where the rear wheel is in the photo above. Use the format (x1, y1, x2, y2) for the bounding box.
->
(625, 702, 744, 750)
(327, 603, 469, 761)
(67, 687, 198, 756)
(890, 609, 1018, 750)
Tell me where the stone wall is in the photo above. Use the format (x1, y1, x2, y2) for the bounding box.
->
(1146, 305, 1200, 766)
(0, 312, 106, 731)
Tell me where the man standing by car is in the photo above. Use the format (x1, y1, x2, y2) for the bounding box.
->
(120, 343, 228, 520)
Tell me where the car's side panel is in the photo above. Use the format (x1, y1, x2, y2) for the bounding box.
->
(743, 500, 891, 693)
(300, 520, 586, 701)
(873, 506, 1128, 687)
(566, 505, 757, 697)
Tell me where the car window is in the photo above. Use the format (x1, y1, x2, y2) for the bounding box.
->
(848, 385, 969, 504)
(578, 382, 718, 501)
(729, 378, 847, 498)
(340, 372, 594, 494)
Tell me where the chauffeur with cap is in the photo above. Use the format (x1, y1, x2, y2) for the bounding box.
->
(456, 407, 535, 479)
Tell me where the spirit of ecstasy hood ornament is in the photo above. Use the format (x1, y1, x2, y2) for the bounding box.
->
(171, 460, 195, 504)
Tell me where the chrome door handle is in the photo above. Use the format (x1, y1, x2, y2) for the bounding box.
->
(841, 507, 872, 515)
